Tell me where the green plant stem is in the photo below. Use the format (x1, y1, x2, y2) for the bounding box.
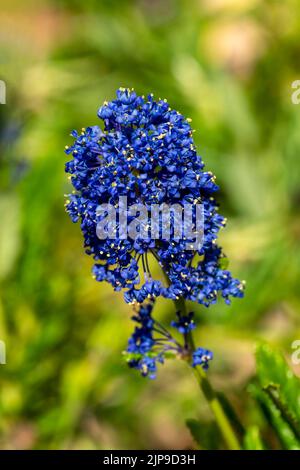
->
(174, 296, 241, 450)
(193, 367, 241, 450)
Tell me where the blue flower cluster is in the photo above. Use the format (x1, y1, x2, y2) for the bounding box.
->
(126, 303, 164, 379)
(126, 303, 212, 378)
(171, 311, 195, 334)
(192, 348, 214, 370)
(65, 88, 244, 307)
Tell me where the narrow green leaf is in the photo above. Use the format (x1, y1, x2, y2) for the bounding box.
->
(186, 419, 222, 450)
(256, 343, 300, 423)
(243, 426, 265, 450)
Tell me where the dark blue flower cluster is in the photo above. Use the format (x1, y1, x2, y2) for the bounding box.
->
(65, 88, 244, 307)
(192, 348, 214, 370)
(171, 311, 195, 334)
(126, 303, 164, 379)
(65, 88, 245, 378)
(126, 303, 212, 378)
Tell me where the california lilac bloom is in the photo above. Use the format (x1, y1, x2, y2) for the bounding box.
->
(171, 311, 195, 335)
(126, 302, 211, 378)
(192, 348, 214, 370)
(65, 88, 244, 307)
(126, 303, 164, 379)
(65, 88, 244, 377)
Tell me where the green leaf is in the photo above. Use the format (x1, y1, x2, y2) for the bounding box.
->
(186, 419, 222, 450)
(250, 344, 300, 449)
(249, 383, 300, 450)
(216, 391, 245, 438)
(256, 344, 300, 423)
(243, 426, 265, 450)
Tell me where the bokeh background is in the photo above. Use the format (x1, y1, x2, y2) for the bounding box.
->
(1, 0, 300, 450)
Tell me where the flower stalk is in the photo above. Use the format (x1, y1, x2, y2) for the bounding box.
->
(192, 364, 240, 450)
(174, 296, 240, 450)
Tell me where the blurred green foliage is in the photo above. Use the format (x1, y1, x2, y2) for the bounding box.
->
(0, 0, 300, 449)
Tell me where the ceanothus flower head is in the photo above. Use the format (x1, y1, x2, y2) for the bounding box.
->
(65, 87, 245, 307)
(125, 302, 212, 378)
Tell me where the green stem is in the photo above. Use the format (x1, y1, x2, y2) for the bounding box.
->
(173, 296, 195, 349)
(193, 367, 240, 450)
(160, 268, 240, 449)
(174, 296, 241, 450)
